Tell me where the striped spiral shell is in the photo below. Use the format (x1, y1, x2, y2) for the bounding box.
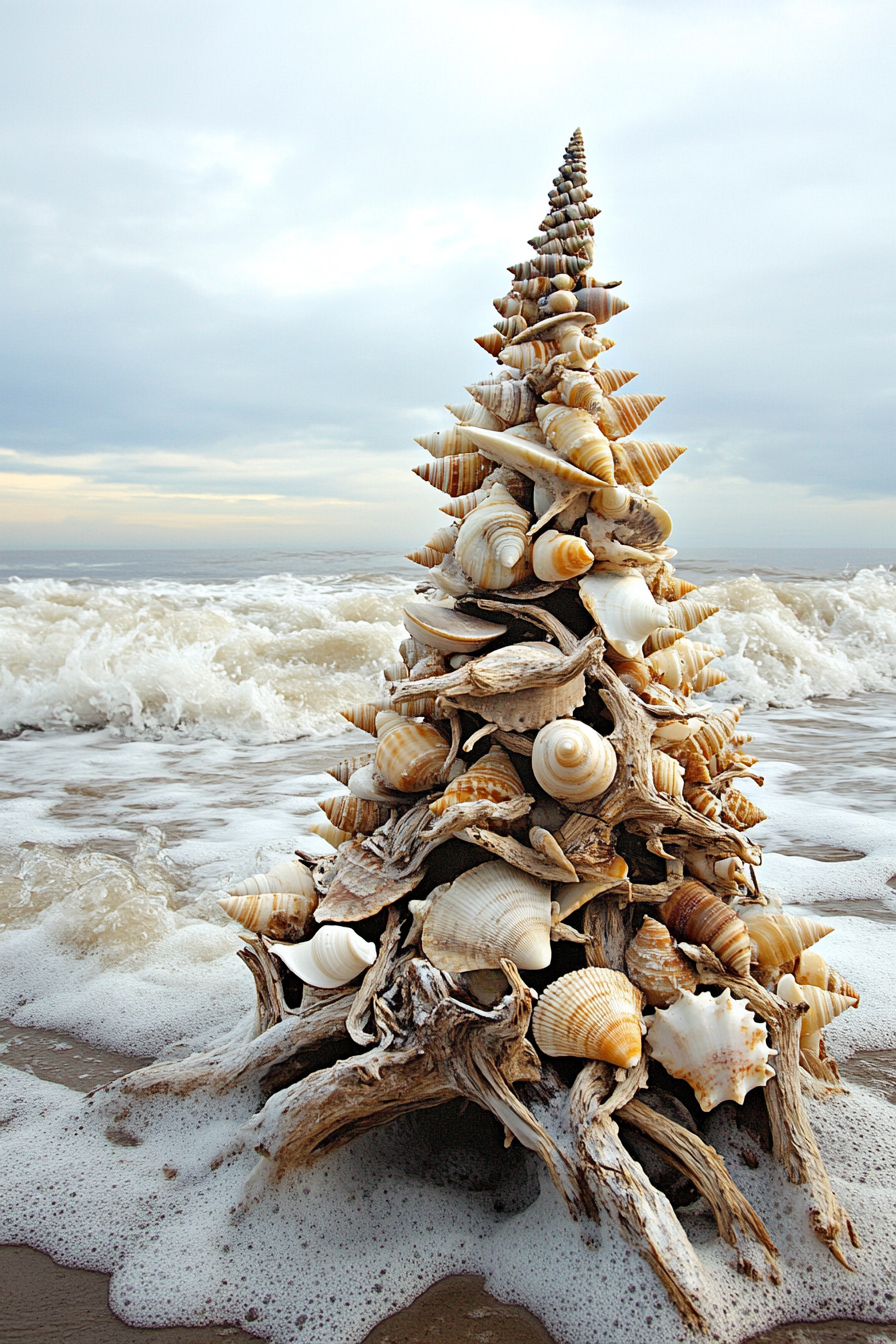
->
(658, 881, 752, 977)
(429, 745, 525, 817)
(531, 719, 617, 803)
(625, 917, 698, 1008)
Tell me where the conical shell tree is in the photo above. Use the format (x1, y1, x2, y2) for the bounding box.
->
(151, 129, 860, 1331)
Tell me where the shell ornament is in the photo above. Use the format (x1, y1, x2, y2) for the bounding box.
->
(213, 130, 862, 1322)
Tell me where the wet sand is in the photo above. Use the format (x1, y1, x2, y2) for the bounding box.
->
(2, 1023, 895, 1344)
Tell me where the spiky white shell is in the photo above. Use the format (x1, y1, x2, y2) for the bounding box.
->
(646, 988, 776, 1112)
(531, 718, 617, 802)
(419, 859, 552, 973)
(270, 926, 377, 989)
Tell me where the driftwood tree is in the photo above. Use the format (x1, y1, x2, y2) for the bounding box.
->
(111, 130, 860, 1332)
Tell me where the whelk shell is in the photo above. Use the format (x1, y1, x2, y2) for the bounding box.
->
(532, 967, 643, 1068)
(612, 440, 687, 487)
(318, 793, 387, 836)
(418, 860, 552, 973)
(327, 752, 374, 786)
(413, 455, 491, 497)
(227, 859, 316, 899)
(691, 666, 728, 692)
(467, 378, 538, 427)
(218, 891, 317, 941)
(307, 816, 352, 849)
(454, 484, 532, 590)
(646, 640, 724, 690)
(666, 598, 720, 632)
(575, 288, 631, 324)
(341, 697, 436, 736)
(531, 529, 595, 582)
(429, 745, 525, 817)
(689, 707, 743, 759)
(474, 331, 504, 357)
(776, 973, 858, 1054)
(375, 711, 450, 793)
(270, 926, 377, 990)
(793, 949, 859, 1005)
(579, 571, 671, 658)
(415, 425, 483, 459)
(531, 718, 617, 802)
(736, 907, 833, 973)
(658, 880, 752, 977)
(536, 404, 616, 484)
(625, 917, 698, 1007)
(721, 789, 767, 831)
(646, 988, 776, 1111)
(652, 752, 685, 796)
(684, 784, 723, 820)
(446, 400, 504, 431)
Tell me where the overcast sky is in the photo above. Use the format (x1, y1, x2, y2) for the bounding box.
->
(1, 0, 893, 551)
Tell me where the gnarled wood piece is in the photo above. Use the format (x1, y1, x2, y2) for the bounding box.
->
(570, 1060, 710, 1332)
(618, 1098, 779, 1282)
(464, 599, 581, 655)
(457, 825, 577, 881)
(681, 944, 859, 1267)
(345, 906, 404, 1047)
(583, 895, 631, 971)
(392, 632, 602, 707)
(367, 795, 534, 878)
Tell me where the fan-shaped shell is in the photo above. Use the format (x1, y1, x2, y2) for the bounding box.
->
(776, 973, 858, 1053)
(612, 440, 687, 487)
(532, 967, 643, 1067)
(793, 949, 859, 1005)
(318, 793, 388, 836)
(374, 712, 450, 793)
(737, 907, 833, 972)
(579, 571, 671, 658)
(658, 881, 752, 977)
(454, 485, 532, 590)
(419, 860, 552, 973)
(402, 602, 507, 655)
(532, 719, 617, 802)
(270, 926, 377, 990)
(721, 789, 768, 831)
(450, 643, 587, 732)
(227, 860, 316, 899)
(652, 752, 685, 796)
(429, 745, 525, 817)
(531, 529, 595, 582)
(625, 917, 699, 1007)
(646, 988, 776, 1111)
(218, 891, 317, 941)
(413, 455, 491, 497)
(536, 405, 616, 484)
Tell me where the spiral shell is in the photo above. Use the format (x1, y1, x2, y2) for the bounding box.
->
(721, 789, 767, 831)
(454, 484, 532, 590)
(340, 697, 436, 736)
(532, 967, 643, 1068)
(776, 973, 858, 1054)
(689, 707, 742, 759)
(413, 455, 491, 496)
(683, 851, 747, 888)
(429, 745, 525, 817)
(547, 290, 578, 313)
(374, 711, 450, 793)
(646, 640, 725, 691)
(737, 907, 833, 973)
(467, 378, 538, 427)
(542, 368, 603, 415)
(793, 949, 859, 1005)
(579, 571, 671, 658)
(643, 626, 687, 654)
(691, 666, 728, 692)
(402, 602, 507, 655)
(666, 598, 720, 632)
(598, 394, 665, 441)
(508, 254, 590, 280)
(406, 524, 459, 567)
(609, 657, 655, 694)
(418, 860, 552, 973)
(575, 288, 631, 325)
(270, 926, 377, 990)
(536, 405, 616, 484)
(612, 439, 687, 487)
(625, 917, 699, 1007)
(218, 891, 317, 941)
(652, 568, 698, 601)
(658, 880, 752, 977)
(415, 425, 484, 459)
(439, 489, 488, 520)
(499, 340, 560, 373)
(327, 753, 374, 786)
(646, 988, 776, 1112)
(684, 784, 723, 820)
(593, 368, 639, 395)
(531, 529, 595, 582)
(652, 752, 685, 796)
(307, 817, 352, 849)
(318, 793, 388, 836)
(474, 331, 504, 357)
(227, 860, 316, 899)
(532, 719, 617, 802)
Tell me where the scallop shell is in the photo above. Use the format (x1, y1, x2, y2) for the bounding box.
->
(612, 440, 687, 487)
(532, 967, 643, 1068)
(413, 455, 491, 496)
(646, 988, 776, 1111)
(536, 405, 616, 483)
(318, 793, 388, 836)
(402, 602, 507, 655)
(721, 789, 767, 831)
(666, 598, 720, 632)
(217, 891, 317, 941)
(270, 926, 377, 990)
(658, 880, 752, 977)
(737, 907, 833, 972)
(467, 378, 538, 427)
(429, 745, 525, 817)
(776, 973, 858, 1053)
(684, 784, 723, 820)
(579, 571, 671, 658)
(374, 711, 450, 793)
(575, 288, 631, 324)
(532, 718, 617, 802)
(419, 860, 552, 973)
(793, 949, 859, 1005)
(531, 529, 595, 582)
(625, 917, 699, 1007)
(652, 752, 685, 796)
(454, 484, 532, 590)
(227, 859, 316, 899)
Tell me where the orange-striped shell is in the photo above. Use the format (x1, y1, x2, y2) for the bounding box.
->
(413, 455, 491, 496)
(374, 711, 450, 793)
(318, 793, 388, 836)
(721, 789, 767, 831)
(531, 529, 595, 582)
(625, 917, 698, 1007)
(532, 967, 643, 1068)
(652, 752, 685, 796)
(536, 404, 615, 483)
(574, 288, 630, 325)
(658, 880, 751, 976)
(688, 707, 742, 759)
(598, 394, 665, 440)
(684, 784, 722, 819)
(612, 440, 686, 487)
(467, 378, 538, 427)
(217, 891, 317, 941)
(429, 745, 525, 817)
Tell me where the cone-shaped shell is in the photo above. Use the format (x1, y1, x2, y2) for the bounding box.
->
(459, 426, 607, 493)
(652, 752, 685, 796)
(413, 455, 491, 497)
(625, 917, 699, 1007)
(374, 711, 450, 793)
(643, 626, 687, 654)
(532, 967, 643, 1067)
(429, 745, 525, 817)
(402, 602, 507, 655)
(327, 753, 374, 786)
(609, 656, 654, 694)
(593, 368, 639, 395)
(474, 331, 504, 356)
(499, 340, 560, 373)
(340, 697, 437, 737)
(613, 440, 687, 487)
(531, 529, 595, 582)
(494, 314, 528, 338)
(420, 860, 552, 973)
(440, 489, 488, 520)
(467, 378, 538, 427)
(721, 789, 767, 831)
(691, 666, 728, 692)
(737, 907, 833, 972)
(227, 859, 316, 899)
(776, 973, 858, 1051)
(446, 400, 504, 430)
(646, 640, 724, 690)
(307, 817, 352, 848)
(666, 598, 720, 632)
(658, 880, 751, 977)
(542, 369, 603, 415)
(646, 988, 776, 1112)
(318, 793, 388, 836)
(532, 718, 617, 802)
(218, 891, 317, 941)
(684, 784, 723, 820)
(689, 707, 742, 759)
(454, 485, 532, 590)
(508, 255, 590, 280)
(598, 394, 665, 441)
(415, 425, 484, 459)
(579, 571, 671, 658)
(575, 288, 630, 324)
(271, 926, 377, 990)
(537, 405, 615, 484)
(793, 949, 859, 1005)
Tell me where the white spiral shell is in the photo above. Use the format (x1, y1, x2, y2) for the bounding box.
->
(531, 719, 617, 803)
(579, 571, 671, 658)
(454, 484, 532, 590)
(227, 860, 316, 899)
(270, 926, 377, 989)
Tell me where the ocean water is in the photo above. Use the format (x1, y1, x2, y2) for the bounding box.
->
(0, 547, 895, 1344)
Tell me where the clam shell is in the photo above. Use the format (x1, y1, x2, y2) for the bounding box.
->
(420, 859, 552, 973)
(532, 718, 617, 802)
(402, 602, 507, 655)
(646, 988, 776, 1111)
(532, 967, 643, 1067)
(454, 484, 532, 590)
(413, 455, 491, 496)
(531, 529, 595, 582)
(217, 891, 317, 940)
(429, 745, 525, 817)
(612, 440, 687, 487)
(579, 571, 671, 658)
(658, 880, 751, 977)
(227, 860, 316, 899)
(271, 926, 377, 989)
(625, 917, 699, 1007)
(776, 973, 858, 1052)
(374, 711, 450, 793)
(536, 405, 615, 483)
(737, 907, 833, 972)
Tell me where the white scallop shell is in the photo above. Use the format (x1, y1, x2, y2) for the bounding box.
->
(531, 718, 617, 802)
(419, 860, 552, 973)
(646, 988, 777, 1112)
(227, 860, 316, 898)
(270, 926, 377, 989)
(578, 571, 671, 658)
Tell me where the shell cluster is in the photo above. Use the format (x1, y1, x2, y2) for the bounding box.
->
(221, 130, 859, 1225)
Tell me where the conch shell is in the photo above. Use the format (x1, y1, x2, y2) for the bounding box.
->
(689, 707, 742, 759)
(625, 917, 698, 1007)
(579, 571, 671, 658)
(536, 405, 615, 483)
(658, 880, 752, 976)
(341, 697, 436, 736)
(532, 718, 617, 802)
(666, 598, 720, 632)
(429, 745, 525, 817)
(417, 860, 552, 973)
(217, 891, 317, 941)
(691, 666, 728, 692)
(575, 288, 630, 324)
(532, 967, 643, 1068)
(270, 926, 377, 989)
(684, 784, 723, 820)
(776, 973, 858, 1054)
(227, 859, 316, 898)
(454, 485, 532, 590)
(612, 439, 686, 487)
(736, 907, 833, 974)
(374, 711, 450, 793)
(446, 400, 504, 431)
(646, 988, 776, 1111)
(531, 529, 595, 582)
(307, 817, 352, 848)
(415, 425, 484, 459)
(721, 789, 768, 831)
(793, 949, 859, 1005)
(440, 489, 488, 520)
(598, 394, 665, 441)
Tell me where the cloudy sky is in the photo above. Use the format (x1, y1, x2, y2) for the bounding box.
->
(1, 0, 893, 552)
